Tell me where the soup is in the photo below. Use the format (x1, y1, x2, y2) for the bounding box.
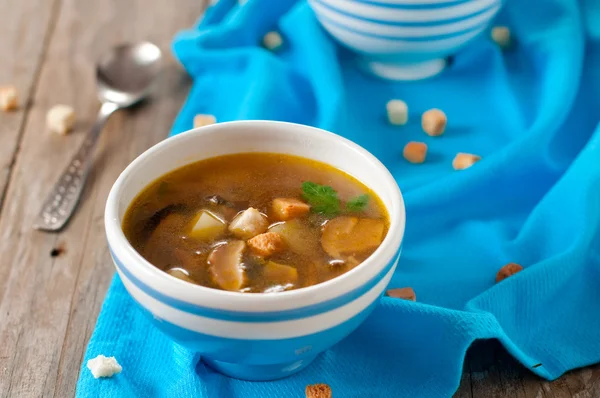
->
(122, 153, 389, 293)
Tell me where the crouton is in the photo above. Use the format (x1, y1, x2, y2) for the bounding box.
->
(421, 108, 447, 136)
(386, 287, 416, 301)
(452, 153, 481, 170)
(272, 198, 310, 220)
(263, 31, 283, 51)
(306, 384, 332, 398)
(47, 104, 76, 135)
(403, 141, 427, 164)
(496, 262, 523, 283)
(386, 99, 408, 125)
(491, 26, 511, 49)
(0, 86, 18, 111)
(193, 114, 216, 128)
(248, 232, 285, 257)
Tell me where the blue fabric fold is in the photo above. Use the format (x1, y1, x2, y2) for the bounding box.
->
(76, 0, 600, 396)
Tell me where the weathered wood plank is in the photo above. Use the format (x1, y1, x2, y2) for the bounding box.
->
(0, 0, 62, 396)
(0, 0, 60, 208)
(52, 60, 196, 398)
(547, 365, 600, 398)
(2, 0, 600, 397)
(494, 345, 547, 398)
(469, 340, 507, 397)
(454, 358, 474, 398)
(0, 0, 203, 396)
(459, 339, 600, 398)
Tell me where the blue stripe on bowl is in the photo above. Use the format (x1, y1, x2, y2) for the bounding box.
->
(344, 0, 473, 10)
(310, 0, 498, 37)
(128, 289, 385, 380)
(310, 0, 499, 26)
(138, 293, 381, 363)
(319, 19, 484, 58)
(110, 245, 401, 322)
(314, 6, 491, 41)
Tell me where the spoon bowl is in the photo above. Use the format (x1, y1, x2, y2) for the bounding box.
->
(96, 42, 162, 106)
(34, 41, 162, 232)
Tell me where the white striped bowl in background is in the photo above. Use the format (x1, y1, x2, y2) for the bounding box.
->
(105, 121, 405, 381)
(308, 0, 502, 80)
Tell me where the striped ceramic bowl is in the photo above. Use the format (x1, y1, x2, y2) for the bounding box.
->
(308, 0, 502, 80)
(105, 121, 405, 381)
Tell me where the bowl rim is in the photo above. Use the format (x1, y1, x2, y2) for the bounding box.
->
(105, 120, 405, 313)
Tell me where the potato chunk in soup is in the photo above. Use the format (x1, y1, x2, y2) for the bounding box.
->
(122, 153, 389, 293)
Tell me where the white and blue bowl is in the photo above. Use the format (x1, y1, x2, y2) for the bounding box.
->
(105, 121, 405, 381)
(308, 0, 502, 80)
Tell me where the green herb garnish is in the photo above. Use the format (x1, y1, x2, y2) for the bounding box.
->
(302, 182, 371, 216)
(346, 194, 369, 212)
(302, 182, 341, 216)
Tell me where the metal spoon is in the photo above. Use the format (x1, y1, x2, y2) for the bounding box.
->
(33, 42, 162, 231)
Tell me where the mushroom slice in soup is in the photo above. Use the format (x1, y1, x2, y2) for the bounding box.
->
(208, 240, 247, 291)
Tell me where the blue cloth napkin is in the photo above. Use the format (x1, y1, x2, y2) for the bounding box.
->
(76, 0, 600, 396)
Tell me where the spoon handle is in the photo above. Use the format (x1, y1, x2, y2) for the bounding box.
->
(33, 101, 119, 232)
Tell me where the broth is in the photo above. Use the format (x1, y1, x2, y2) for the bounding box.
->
(122, 153, 389, 293)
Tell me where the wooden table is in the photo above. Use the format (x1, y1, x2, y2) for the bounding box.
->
(0, 0, 598, 396)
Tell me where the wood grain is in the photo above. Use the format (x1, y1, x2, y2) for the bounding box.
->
(0, 0, 201, 396)
(0, 0, 60, 209)
(455, 340, 600, 397)
(0, 0, 599, 397)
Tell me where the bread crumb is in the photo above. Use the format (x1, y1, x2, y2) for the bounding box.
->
(386, 99, 408, 126)
(422, 108, 447, 136)
(452, 153, 481, 170)
(248, 232, 285, 257)
(306, 383, 332, 398)
(403, 141, 427, 164)
(386, 287, 416, 301)
(47, 105, 76, 135)
(86, 355, 122, 379)
(496, 262, 523, 283)
(272, 198, 310, 220)
(263, 31, 283, 51)
(193, 114, 216, 128)
(0, 86, 19, 111)
(491, 26, 511, 49)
